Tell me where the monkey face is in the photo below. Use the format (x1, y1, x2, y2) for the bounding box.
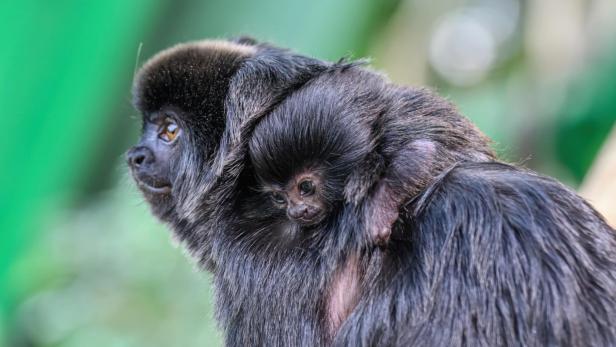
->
(127, 110, 183, 211)
(267, 172, 328, 226)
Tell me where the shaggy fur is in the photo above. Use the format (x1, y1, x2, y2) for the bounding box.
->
(129, 38, 616, 346)
(337, 162, 616, 346)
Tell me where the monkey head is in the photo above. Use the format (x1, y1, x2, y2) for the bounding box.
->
(247, 71, 376, 231)
(127, 40, 256, 221)
(262, 168, 328, 226)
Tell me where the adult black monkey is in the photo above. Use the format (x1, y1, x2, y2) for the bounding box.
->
(127, 38, 616, 346)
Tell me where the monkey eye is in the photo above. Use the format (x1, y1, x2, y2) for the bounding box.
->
(271, 192, 286, 204)
(298, 180, 315, 196)
(159, 117, 179, 143)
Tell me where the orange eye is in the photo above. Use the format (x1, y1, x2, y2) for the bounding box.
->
(159, 118, 179, 143)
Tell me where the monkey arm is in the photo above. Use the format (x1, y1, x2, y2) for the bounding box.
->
(346, 85, 496, 246)
(363, 138, 439, 245)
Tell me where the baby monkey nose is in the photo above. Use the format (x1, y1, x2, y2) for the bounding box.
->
(288, 205, 309, 219)
(288, 204, 321, 222)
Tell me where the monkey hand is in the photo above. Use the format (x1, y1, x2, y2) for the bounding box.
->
(365, 182, 402, 246)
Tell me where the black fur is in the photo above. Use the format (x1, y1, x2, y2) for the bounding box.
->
(129, 38, 616, 346)
(336, 162, 616, 346)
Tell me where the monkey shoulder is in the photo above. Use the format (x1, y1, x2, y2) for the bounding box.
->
(409, 161, 616, 266)
(413, 161, 614, 238)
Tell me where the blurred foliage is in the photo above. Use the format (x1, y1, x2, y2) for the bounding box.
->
(0, 0, 614, 346)
(0, 1, 164, 344)
(9, 182, 221, 346)
(556, 44, 616, 181)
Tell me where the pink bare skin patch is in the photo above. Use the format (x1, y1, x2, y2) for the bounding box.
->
(367, 139, 437, 244)
(326, 254, 362, 339)
(367, 183, 401, 245)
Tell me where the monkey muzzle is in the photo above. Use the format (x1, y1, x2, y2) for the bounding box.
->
(288, 204, 325, 226)
(126, 146, 172, 195)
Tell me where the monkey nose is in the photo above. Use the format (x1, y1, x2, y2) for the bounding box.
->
(127, 146, 154, 168)
(288, 205, 321, 225)
(288, 205, 309, 220)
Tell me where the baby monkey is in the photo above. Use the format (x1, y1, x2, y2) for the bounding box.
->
(265, 168, 327, 226)
(247, 73, 373, 242)
(248, 67, 494, 247)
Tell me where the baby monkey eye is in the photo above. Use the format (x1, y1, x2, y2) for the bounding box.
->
(298, 180, 315, 196)
(159, 117, 179, 143)
(271, 191, 286, 204)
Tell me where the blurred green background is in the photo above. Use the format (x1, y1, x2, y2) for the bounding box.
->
(1, 0, 615, 346)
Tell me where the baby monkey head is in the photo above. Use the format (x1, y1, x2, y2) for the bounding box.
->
(248, 75, 372, 229)
(264, 168, 329, 226)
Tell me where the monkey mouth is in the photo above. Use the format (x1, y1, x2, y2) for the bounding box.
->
(295, 213, 326, 226)
(139, 182, 172, 194)
(134, 176, 172, 195)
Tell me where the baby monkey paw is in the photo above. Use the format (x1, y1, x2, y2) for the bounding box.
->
(367, 199, 400, 247)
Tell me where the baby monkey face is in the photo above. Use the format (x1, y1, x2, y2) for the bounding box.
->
(268, 171, 328, 226)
